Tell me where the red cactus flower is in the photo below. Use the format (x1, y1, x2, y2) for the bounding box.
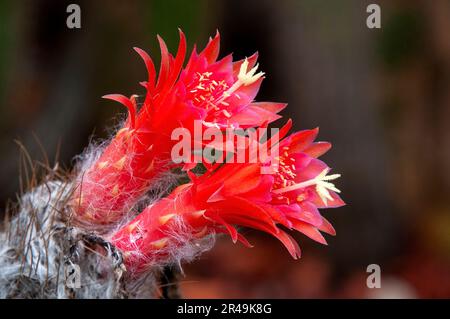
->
(72, 30, 285, 225)
(111, 121, 344, 273)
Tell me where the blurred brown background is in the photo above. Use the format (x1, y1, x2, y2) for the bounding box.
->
(0, 0, 449, 298)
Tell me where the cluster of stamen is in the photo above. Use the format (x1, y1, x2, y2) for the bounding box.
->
(188, 59, 264, 126)
(273, 147, 297, 204)
(273, 167, 341, 206)
(188, 71, 230, 116)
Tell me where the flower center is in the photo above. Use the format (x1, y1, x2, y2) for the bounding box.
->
(272, 148, 298, 204)
(188, 71, 229, 113)
(273, 168, 341, 206)
(273, 148, 297, 189)
(188, 59, 264, 125)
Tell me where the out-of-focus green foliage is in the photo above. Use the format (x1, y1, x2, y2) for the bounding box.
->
(145, 0, 209, 56)
(0, 2, 13, 100)
(377, 10, 424, 68)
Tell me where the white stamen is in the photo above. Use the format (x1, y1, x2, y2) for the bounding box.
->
(214, 58, 264, 106)
(238, 59, 265, 86)
(272, 168, 341, 206)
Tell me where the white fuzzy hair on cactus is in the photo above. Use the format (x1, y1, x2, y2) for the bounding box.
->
(0, 30, 344, 299)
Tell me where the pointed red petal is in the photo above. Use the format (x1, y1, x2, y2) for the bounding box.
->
(317, 217, 336, 236)
(291, 220, 327, 245)
(250, 102, 287, 114)
(229, 103, 282, 127)
(155, 35, 170, 91)
(206, 212, 238, 243)
(215, 228, 254, 248)
(164, 30, 187, 91)
(303, 142, 332, 158)
(287, 128, 319, 153)
(201, 31, 220, 63)
(133, 47, 156, 93)
(273, 230, 301, 259)
(211, 196, 278, 234)
(266, 119, 292, 150)
(233, 52, 259, 76)
(296, 201, 323, 227)
(102, 94, 136, 128)
(310, 189, 345, 208)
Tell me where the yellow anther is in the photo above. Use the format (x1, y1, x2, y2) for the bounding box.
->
(159, 214, 175, 225)
(111, 184, 119, 196)
(191, 210, 206, 218)
(97, 161, 109, 169)
(222, 110, 232, 118)
(113, 156, 126, 170)
(72, 194, 84, 206)
(193, 226, 208, 238)
(144, 160, 155, 174)
(127, 221, 140, 233)
(117, 128, 129, 136)
(150, 238, 169, 249)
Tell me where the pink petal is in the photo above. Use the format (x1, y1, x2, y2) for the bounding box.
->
(303, 142, 331, 158)
(273, 230, 301, 259)
(291, 220, 327, 245)
(318, 217, 336, 236)
(287, 128, 319, 153)
(250, 102, 287, 114)
(201, 31, 220, 63)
